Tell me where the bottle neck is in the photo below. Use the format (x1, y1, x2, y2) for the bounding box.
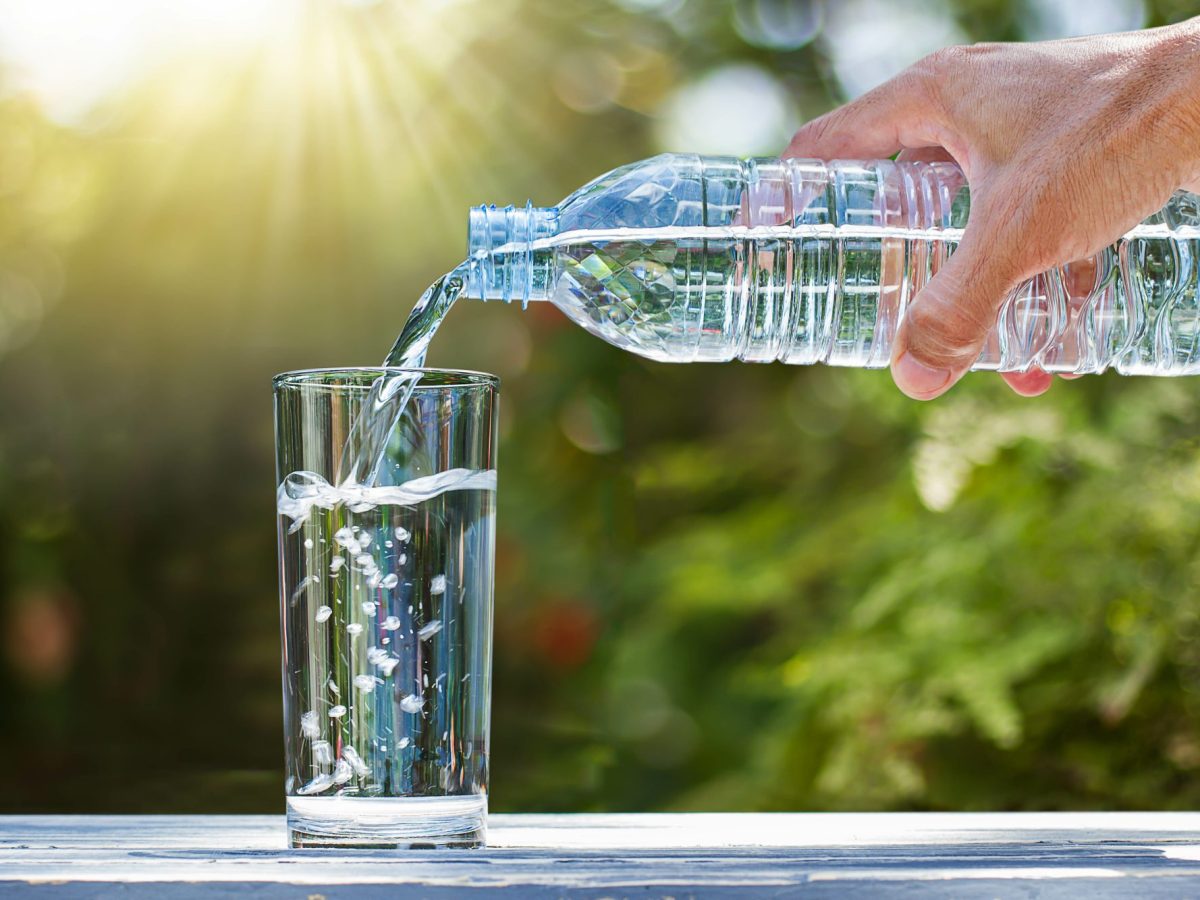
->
(466, 203, 558, 307)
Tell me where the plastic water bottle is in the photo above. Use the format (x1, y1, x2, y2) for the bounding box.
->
(464, 153, 1200, 375)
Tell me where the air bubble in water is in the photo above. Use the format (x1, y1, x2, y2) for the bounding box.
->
(379, 657, 399, 677)
(315, 605, 332, 623)
(327, 679, 340, 696)
(300, 710, 320, 738)
(361, 600, 377, 617)
(330, 556, 346, 574)
(332, 758, 353, 784)
(346, 623, 363, 636)
(297, 773, 334, 795)
(313, 740, 333, 766)
(329, 704, 347, 718)
(430, 575, 446, 595)
(304, 538, 314, 549)
(381, 574, 399, 590)
(353, 674, 376, 693)
(398, 736, 411, 749)
(382, 615, 401, 631)
(399, 694, 424, 714)
(357, 532, 373, 550)
(343, 745, 370, 777)
(418, 620, 443, 640)
(394, 526, 410, 543)
(334, 527, 358, 552)
(289, 574, 319, 606)
(366, 647, 389, 666)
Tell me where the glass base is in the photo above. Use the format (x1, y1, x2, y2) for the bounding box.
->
(287, 794, 487, 848)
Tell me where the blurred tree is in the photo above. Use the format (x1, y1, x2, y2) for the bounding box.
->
(0, 0, 1199, 813)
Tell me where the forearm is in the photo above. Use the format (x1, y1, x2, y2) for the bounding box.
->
(1146, 17, 1200, 177)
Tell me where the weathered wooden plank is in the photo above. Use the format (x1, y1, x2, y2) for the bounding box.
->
(2, 814, 1199, 898)
(6, 812, 1200, 850)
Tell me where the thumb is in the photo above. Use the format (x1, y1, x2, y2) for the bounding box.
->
(784, 63, 948, 161)
(891, 229, 1019, 400)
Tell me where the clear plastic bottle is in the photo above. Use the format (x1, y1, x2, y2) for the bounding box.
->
(464, 153, 1200, 375)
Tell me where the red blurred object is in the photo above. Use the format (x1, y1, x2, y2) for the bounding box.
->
(495, 533, 528, 587)
(527, 300, 567, 332)
(4, 587, 78, 686)
(532, 598, 598, 670)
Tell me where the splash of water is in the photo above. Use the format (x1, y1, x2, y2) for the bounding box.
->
(279, 467, 497, 526)
(336, 266, 469, 487)
(384, 267, 468, 369)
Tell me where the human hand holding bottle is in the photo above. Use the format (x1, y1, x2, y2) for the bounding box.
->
(784, 18, 1200, 399)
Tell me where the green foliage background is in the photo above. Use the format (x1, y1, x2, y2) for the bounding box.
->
(2, 0, 1200, 813)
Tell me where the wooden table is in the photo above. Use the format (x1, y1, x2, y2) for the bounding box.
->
(4, 813, 1200, 897)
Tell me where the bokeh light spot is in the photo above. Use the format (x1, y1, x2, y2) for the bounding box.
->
(554, 50, 624, 114)
(560, 390, 622, 454)
(655, 64, 796, 155)
(733, 0, 823, 50)
(0, 272, 44, 356)
(821, 0, 966, 100)
(1021, 0, 1145, 40)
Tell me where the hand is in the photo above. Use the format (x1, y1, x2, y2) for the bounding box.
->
(783, 20, 1200, 399)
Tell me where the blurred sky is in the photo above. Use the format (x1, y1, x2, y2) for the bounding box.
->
(0, 0, 1149, 129)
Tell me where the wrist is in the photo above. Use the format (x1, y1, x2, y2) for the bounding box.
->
(1153, 19, 1200, 139)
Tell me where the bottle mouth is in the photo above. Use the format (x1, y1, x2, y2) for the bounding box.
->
(467, 202, 559, 306)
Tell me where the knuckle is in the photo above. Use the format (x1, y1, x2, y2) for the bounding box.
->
(918, 45, 970, 77)
(908, 42, 1001, 113)
(897, 68, 942, 115)
(901, 49, 967, 119)
(923, 42, 998, 72)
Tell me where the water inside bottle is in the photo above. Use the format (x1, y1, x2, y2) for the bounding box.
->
(337, 207, 1200, 493)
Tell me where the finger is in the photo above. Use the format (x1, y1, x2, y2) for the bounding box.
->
(1001, 369, 1053, 396)
(896, 147, 956, 163)
(784, 70, 947, 161)
(891, 229, 1021, 400)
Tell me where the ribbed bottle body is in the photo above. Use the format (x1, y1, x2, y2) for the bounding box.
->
(471, 154, 1200, 374)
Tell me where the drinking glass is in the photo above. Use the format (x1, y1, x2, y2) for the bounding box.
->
(274, 368, 497, 848)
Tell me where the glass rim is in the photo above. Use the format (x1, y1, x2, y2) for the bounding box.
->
(273, 367, 499, 392)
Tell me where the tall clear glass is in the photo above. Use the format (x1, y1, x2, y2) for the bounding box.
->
(273, 368, 498, 848)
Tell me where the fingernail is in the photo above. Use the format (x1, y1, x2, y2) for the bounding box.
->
(893, 351, 953, 400)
